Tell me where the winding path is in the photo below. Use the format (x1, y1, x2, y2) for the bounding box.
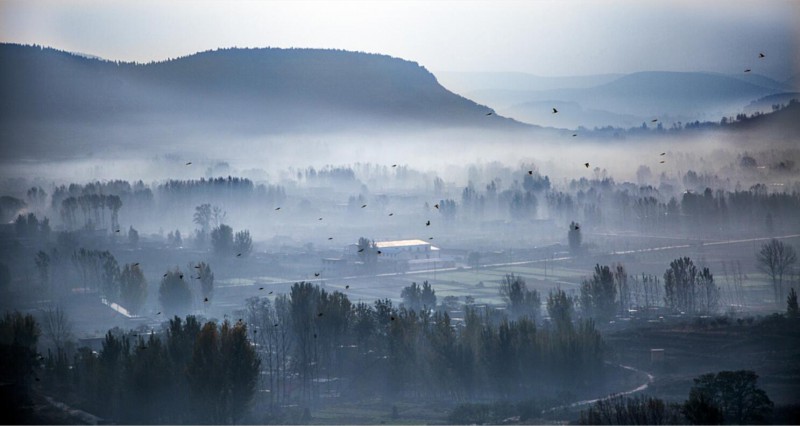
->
(543, 363, 655, 414)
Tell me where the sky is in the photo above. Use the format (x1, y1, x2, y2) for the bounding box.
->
(1, 0, 798, 80)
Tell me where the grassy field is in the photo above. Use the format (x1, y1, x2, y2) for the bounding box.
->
(605, 315, 800, 406)
(308, 400, 454, 425)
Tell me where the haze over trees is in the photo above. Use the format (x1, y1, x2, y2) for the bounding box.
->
(119, 263, 147, 315)
(159, 270, 192, 316)
(684, 370, 773, 424)
(498, 273, 541, 321)
(664, 257, 719, 315)
(1, 36, 799, 425)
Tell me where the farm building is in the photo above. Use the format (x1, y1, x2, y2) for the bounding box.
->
(374, 239, 440, 260)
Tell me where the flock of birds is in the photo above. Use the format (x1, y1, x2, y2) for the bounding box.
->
(154, 51, 771, 321)
(744, 52, 767, 73)
(487, 52, 768, 169)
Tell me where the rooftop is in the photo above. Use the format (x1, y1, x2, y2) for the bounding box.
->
(375, 239, 431, 248)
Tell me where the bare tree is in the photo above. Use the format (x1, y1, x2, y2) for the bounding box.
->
(664, 257, 698, 314)
(119, 263, 148, 314)
(211, 205, 227, 228)
(757, 239, 797, 305)
(499, 273, 540, 321)
(234, 230, 253, 257)
(614, 264, 630, 317)
(34, 250, 51, 290)
(41, 305, 72, 352)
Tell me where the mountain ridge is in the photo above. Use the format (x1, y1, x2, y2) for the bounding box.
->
(0, 43, 527, 130)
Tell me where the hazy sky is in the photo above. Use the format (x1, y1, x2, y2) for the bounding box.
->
(1, 0, 798, 80)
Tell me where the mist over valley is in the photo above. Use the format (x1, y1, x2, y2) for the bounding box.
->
(1, 3, 799, 423)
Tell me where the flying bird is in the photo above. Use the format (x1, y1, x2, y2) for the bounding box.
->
(179, 274, 184, 279)
(269, 291, 273, 295)
(528, 171, 533, 175)
(390, 316, 396, 321)
(574, 224, 581, 230)
(552, 108, 558, 114)
(572, 134, 577, 137)
(744, 69, 751, 73)
(392, 164, 397, 167)
(426, 220, 431, 226)
(194, 265, 201, 269)
(377, 250, 382, 255)
(275, 207, 281, 211)
(759, 52, 765, 58)
(660, 152, 666, 156)
(660, 160, 665, 164)
(361, 204, 367, 208)
(358, 248, 364, 252)
(115, 229, 120, 233)
(157, 312, 161, 315)
(434, 203, 439, 209)
(651, 119, 658, 123)
(185, 162, 192, 166)
(328, 237, 333, 240)
(389, 213, 394, 216)
(318, 217, 323, 221)
(259, 287, 264, 290)
(584, 163, 590, 168)
(274, 323, 279, 327)
(163, 273, 168, 277)
(314, 272, 320, 277)
(204, 297, 209, 302)
(318, 312, 324, 317)
(345, 285, 350, 289)
(133, 262, 140, 266)
(429, 237, 434, 240)
(486, 112, 493, 116)
(236, 253, 242, 257)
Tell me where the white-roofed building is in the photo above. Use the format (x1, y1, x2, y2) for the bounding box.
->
(374, 239, 440, 260)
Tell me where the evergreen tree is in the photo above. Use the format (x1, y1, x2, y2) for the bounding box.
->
(787, 288, 798, 318)
(211, 224, 234, 256)
(119, 263, 147, 314)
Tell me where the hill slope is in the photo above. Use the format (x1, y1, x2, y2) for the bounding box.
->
(0, 44, 526, 158)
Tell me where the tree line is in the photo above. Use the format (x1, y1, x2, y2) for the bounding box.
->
(242, 281, 604, 412)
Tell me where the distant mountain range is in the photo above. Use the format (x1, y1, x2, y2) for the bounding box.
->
(437, 71, 797, 129)
(0, 43, 796, 162)
(0, 44, 528, 158)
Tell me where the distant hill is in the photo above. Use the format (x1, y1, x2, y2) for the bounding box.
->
(784, 73, 800, 91)
(0, 44, 527, 158)
(574, 71, 784, 116)
(503, 100, 644, 130)
(726, 99, 800, 138)
(442, 71, 788, 129)
(743, 92, 800, 115)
